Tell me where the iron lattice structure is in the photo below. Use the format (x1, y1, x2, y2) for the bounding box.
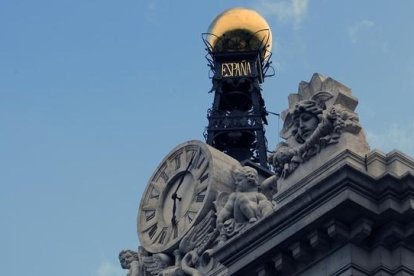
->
(202, 30, 274, 168)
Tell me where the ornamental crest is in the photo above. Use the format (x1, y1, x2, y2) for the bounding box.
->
(269, 73, 369, 179)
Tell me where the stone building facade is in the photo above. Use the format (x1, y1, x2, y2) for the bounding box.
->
(120, 73, 414, 275)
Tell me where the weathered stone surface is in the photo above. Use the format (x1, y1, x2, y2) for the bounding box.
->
(199, 75, 414, 275)
(273, 252, 294, 274)
(366, 149, 414, 178)
(350, 218, 373, 244)
(122, 73, 414, 276)
(325, 219, 349, 241)
(308, 229, 330, 250)
(268, 73, 370, 196)
(289, 241, 312, 262)
(203, 148, 414, 275)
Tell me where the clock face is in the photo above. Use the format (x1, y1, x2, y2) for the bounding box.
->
(138, 142, 212, 253)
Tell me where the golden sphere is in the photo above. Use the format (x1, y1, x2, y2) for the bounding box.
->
(207, 7, 273, 57)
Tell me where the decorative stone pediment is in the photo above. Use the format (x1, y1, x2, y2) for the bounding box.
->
(269, 73, 370, 193)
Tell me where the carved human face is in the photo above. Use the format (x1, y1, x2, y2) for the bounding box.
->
(234, 168, 258, 192)
(119, 251, 135, 269)
(223, 219, 235, 233)
(297, 112, 319, 141)
(234, 172, 248, 191)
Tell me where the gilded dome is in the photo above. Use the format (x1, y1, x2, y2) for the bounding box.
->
(207, 7, 273, 58)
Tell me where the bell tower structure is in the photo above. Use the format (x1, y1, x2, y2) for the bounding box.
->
(203, 8, 274, 168)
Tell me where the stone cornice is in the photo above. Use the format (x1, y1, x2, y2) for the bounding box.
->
(366, 149, 414, 179)
(274, 149, 368, 203)
(276, 149, 414, 204)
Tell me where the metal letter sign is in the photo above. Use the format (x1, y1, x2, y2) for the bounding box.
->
(221, 60, 253, 78)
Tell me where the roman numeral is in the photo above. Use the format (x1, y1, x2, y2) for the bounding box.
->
(156, 227, 168, 244)
(170, 150, 183, 170)
(196, 194, 205, 202)
(189, 149, 203, 171)
(196, 156, 206, 170)
(195, 188, 207, 202)
(144, 223, 158, 240)
(155, 163, 170, 184)
(151, 181, 165, 195)
(160, 171, 169, 183)
(186, 211, 196, 224)
(195, 182, 208, 195)
(142, 199, 157, 211)
(197, 162, 209, 184)
(145, 210, 156, 221)
(149, 187, 160, 199)
(185, 148, 196, 163)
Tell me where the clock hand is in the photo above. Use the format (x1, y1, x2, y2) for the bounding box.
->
(171, 194, 178, 226)
(173, 151, 197, 195)
(171, 151, 197, 225)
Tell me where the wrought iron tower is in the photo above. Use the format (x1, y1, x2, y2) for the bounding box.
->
(203, 8, 274, 168)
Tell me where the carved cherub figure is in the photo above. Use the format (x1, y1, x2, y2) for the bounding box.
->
(119, 249, 143, 276)
(216, 166, 273, 227)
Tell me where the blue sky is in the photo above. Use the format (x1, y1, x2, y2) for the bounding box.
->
(1, 1, 414, 275)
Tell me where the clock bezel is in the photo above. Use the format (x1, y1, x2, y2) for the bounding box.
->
(137, 140, 214, 253)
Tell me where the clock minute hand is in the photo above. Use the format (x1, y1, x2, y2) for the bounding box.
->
(171, 151, 197, 225)
(173, 151, 197, 195)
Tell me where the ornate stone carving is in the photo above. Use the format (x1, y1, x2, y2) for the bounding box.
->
(119, 247, 179, 276)
(217, 218, 249, 246)
(119, 248, 148, 276)
(141, 253, 173, 276)
(268, 142, 297, 179)
(217, 166, 273, 224)
(269, 73, 369, 179)
(178, 210, 219, 276)
(133, 166, 275, 276)
(216, 166, 273, 244)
